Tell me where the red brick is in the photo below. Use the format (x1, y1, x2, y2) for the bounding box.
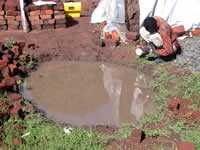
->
(0, 20, 6, 25)
(6, 10, 19, 16)
(30, 10, 40, 16)
(8, 93, 22, 101)
(48, 19, 55, 25)
(31, 20, 43, 25)
(42, 24, 55, 30)
(29, 15, 40, 21)
(40, 15, 52, 20)
(5, 2, 17, 11)
(16, 15, 21, 21)
(55, 18, 66, 24)
(41, 9, 53, 15)
(0, 25, 7, 30)
(0, 11, 5, 16)
(31, 24, 42, 30)
(55, 14, 66, 20)
(177, 142, 195, 150)
(0, 16, 4, 20)
(6, 16, 16, 20)
(54, 11, 65, 15)
(55, 24, 66, 29)
(8, 20, 19, 26)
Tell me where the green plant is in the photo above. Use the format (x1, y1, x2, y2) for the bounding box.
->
(144, 128, 170, 137)
(114, 123, 134, 139)
(168, 121, 187, 134)
(2, 114, 106, 150)
(139, 112, 164, 128)
(4, 37, 16, 50)
(181, 130, 200, 150)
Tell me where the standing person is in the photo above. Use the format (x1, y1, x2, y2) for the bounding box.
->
(136, 16, 181, 62)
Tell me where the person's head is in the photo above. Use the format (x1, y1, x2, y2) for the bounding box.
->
(143, 17, 158, 34)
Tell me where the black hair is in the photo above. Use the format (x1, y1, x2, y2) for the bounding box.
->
(143, 17, 158, 34)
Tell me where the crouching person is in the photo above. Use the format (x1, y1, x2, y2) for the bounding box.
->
(136, 16, 181, 63)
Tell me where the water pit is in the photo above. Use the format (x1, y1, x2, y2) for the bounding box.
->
(22, 61, 153, 126)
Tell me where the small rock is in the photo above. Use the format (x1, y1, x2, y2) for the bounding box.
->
(168, 97, 182, 111)
(8, 93, 22, 101)
(12, 138, 22, 145)
(176, 142, 196, 150)
(129, 129, 145, 143)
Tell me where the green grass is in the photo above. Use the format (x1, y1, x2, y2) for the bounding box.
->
(3, 114, 106, 150)
(136, 64, 200, 149)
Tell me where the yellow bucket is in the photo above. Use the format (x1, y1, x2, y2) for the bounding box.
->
(64, 2, 81, 18)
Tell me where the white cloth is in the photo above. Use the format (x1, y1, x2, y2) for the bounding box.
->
(33, 0, 56, 6)
(139, 0, 200, 30)
(91, 0, 127, 42)
(149, 33, 163, 48)
(91, 0, 125, 24)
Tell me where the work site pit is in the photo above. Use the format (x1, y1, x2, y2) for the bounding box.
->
(21, 60, 154, 127)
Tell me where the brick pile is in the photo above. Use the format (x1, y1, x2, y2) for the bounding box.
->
(26, 2, 66, 30)
(0, 0, 7, 31)
(5, 0, 22, 30)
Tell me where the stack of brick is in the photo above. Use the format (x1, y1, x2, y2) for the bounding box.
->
(54, 2, 66, 28)
(27, 4, 55, 30)
(0, 1, 7, 31)
(5, 0, 22, 30)
(27, 2, 66, 30)
(40, 5, 55, 29)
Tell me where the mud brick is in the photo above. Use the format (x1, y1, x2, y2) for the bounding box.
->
(40, 15, 52, 20)
(31, 24, 42, 30)
(0, 25, 7, 31)
(0, 11, 5, 16)
(55, 18, 66, 24)
(0, 2, 4, 11)
(26, 4, 40, 11)
(30, 10, 40, 16)
(8, 24, 19, 30)
(7, 20, 19, 26)
(54, 11, 64, 15)
(31, 20, 43, 25)
(177, 142, 195, 150)
(5, 2, 17, 11)
(40, 9, 53, 15)
(55, 23, 66, 28)
(6, 10, 19, 16)
(29, 16, 40, 22)
(54, 3, 64, 11)
(0, 16, 4, 20)
(55, 14, 66, 20)
(0, 19, 6, 25)
(6, 16, 16, 20)
(15, 15, 21, 21)
(42, 24, 55, 30)
(47, 19, 55, 25)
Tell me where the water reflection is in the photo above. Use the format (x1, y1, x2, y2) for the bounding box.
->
(22, 61, 152, 126)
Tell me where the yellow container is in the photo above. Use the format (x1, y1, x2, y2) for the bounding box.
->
(64, 2, 81, 18)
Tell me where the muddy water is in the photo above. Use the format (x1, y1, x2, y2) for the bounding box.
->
(22, 61, 153, 126)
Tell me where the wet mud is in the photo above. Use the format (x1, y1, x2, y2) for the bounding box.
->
(22, 61, 153, 126)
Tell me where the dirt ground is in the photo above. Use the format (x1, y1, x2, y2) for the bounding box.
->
(0, 17, 135, 63)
